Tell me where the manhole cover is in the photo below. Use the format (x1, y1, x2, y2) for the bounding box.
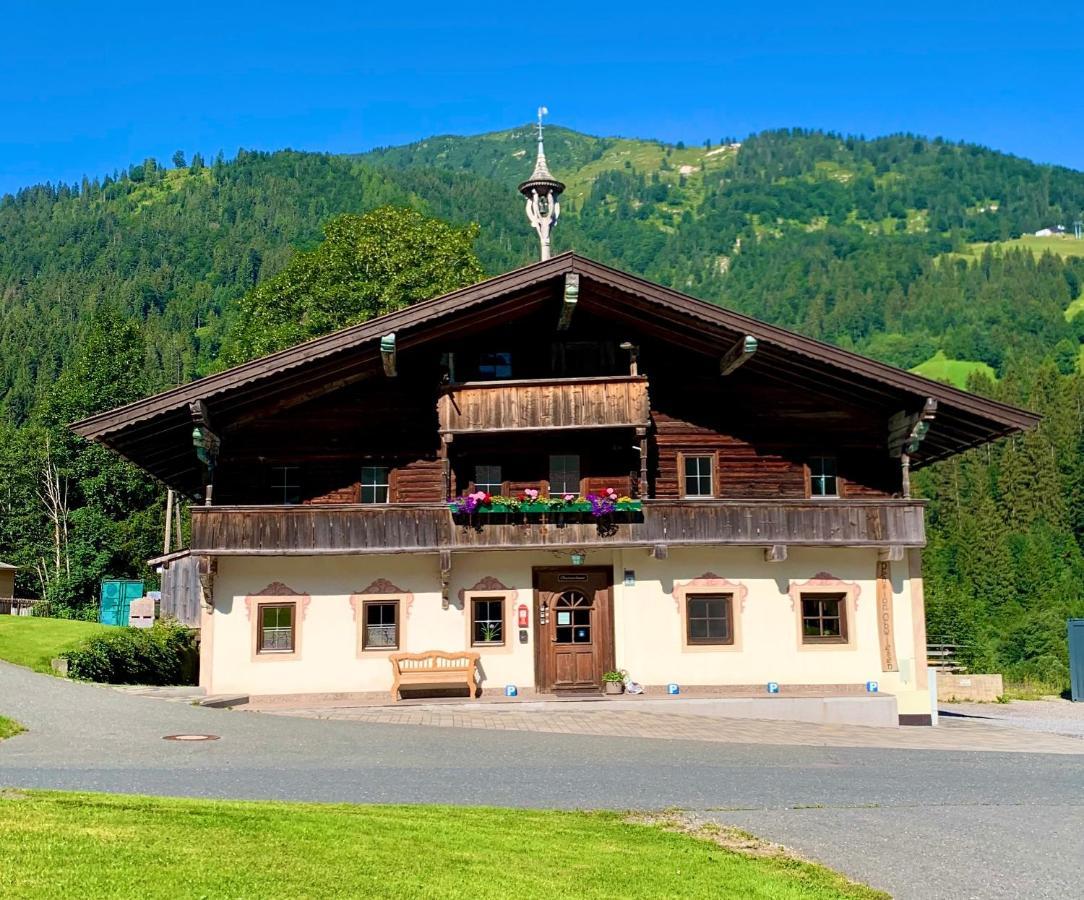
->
(162, 734, 220, 742)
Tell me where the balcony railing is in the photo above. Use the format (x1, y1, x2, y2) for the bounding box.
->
(190, 499, 925, 555)
(437, 376, 650, 434)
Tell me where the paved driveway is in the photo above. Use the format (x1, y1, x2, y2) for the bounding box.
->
(2, 661, 1082, 900)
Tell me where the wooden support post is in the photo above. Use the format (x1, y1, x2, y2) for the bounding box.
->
(900, 452, 911, 499)
(719, 335, 758, 376)
(764, 544, 788, 562)
(380, 332, 397, 377)
(636, 427, 649, 499)
(190, 401, 220, 507)
(877, 546, 905, 562)
(439, 433, 453, 501)
(558, 273, 579, 331)
(651, 543, 668, 560)
(196, 555, 217, 612)
(163, 489, 174, 554)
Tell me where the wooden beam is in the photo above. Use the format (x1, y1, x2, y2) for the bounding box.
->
(558, 273, 579, 331)
(764, 544, 788, 562)
(651, 543, 668, 560)
(877, 546, 905, 562)
(888, 397, 937, 458)
(380, 332, 397, 377)
(439, 549, 452, 608)
(719, 335, 758, 375)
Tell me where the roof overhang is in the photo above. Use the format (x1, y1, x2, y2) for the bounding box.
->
(71, 252, 1039, 493)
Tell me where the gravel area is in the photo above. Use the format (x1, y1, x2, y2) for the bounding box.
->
(940, 698, 1084, 739)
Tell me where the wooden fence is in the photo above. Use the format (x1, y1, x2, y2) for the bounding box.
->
(0, 598, 53, 617)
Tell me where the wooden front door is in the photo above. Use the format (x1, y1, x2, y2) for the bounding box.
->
(534, 568, 614, 693)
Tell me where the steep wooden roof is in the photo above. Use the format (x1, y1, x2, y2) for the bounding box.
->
(72, 252, 1038, 494)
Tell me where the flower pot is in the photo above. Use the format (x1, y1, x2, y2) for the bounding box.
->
(603, 681, 625, 695)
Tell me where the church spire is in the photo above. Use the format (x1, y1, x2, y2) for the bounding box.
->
(518, 106, 565, 261)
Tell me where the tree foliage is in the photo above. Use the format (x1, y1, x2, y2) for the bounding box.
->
(221, 207, 484, 365)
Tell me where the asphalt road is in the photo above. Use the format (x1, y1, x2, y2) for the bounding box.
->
(2, 661, 1081, 900)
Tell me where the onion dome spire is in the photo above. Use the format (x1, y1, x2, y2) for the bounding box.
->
(519, 106, 564, 260)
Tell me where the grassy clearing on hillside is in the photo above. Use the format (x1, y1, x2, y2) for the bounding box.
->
(0, 792, 884, 900)
(911, 351, 997, 388)
(0, 716, 24, 739)
(0, 617, 108, 673)
(954, 235, 1084, 263)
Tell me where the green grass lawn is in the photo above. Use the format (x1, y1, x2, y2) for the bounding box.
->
(0, 616, 108, 673)
(953, 235, 1084, 263)
(0, 792, 884, 899)
(911, 350, 997, 388)
(0, 716, 24, 739)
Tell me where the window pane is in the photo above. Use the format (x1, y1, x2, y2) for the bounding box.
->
(549, 454, 580, 494)
(555, 625, 573, 643)
(810, 457, 838, 497)
(259, 605, 293, 652)
(270, 466, 302, 505)
(472, 597, 504, 645)
(683, 456, 713, 497)
(360, 466, 390, 504)
(478, 351, 512, 379)
(364, 602, 398, 648)
(689, 618, 708, 640)
(474, 465, 502, 493)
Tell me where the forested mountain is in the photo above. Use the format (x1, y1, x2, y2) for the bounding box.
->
(2, 125, 1084, 688)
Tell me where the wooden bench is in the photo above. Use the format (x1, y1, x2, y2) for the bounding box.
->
(389, 651, 480, 702)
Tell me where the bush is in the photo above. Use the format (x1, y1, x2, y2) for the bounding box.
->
(64, 620, 198, 685)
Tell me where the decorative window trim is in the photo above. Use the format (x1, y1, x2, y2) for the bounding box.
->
(677, 451, 718, 499)
(672, 573, 746, 652)
(349, 580, 413, 658)
(246, 582, 308, 663)
(460, 577, 518, 656)
(789, 572, 860, 652)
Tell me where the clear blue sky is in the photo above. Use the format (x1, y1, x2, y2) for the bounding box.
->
(2, 1, 1081, 195)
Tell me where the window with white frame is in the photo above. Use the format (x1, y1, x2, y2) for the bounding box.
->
(683, 455, 714, 498)
(549, 454, 580, 495)
(360, 466, 390, 504)
(809, 456, 838, 497)
(473, 465, 503, 495)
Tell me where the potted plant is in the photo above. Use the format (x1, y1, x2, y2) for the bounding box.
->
(602, 670, 627, 695)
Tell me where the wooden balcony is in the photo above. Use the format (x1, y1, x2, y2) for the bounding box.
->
(437, 376, 650, 435)
(190, 499, 925, 555)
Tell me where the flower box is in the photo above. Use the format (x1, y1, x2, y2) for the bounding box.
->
(449, 500, 642, 515)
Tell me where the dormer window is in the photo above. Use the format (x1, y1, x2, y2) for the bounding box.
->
(477, 351, 513, 380)
(809, 457, 838, 497)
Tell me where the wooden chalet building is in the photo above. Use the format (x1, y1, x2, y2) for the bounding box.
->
(72, 252, 1037, 723)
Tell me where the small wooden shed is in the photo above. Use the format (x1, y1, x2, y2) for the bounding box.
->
(0, 562, 17, 599)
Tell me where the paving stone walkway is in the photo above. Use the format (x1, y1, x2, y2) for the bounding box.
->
(255, 700, 1084, 754)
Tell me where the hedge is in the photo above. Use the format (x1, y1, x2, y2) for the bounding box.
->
(64, 620, 198, 685)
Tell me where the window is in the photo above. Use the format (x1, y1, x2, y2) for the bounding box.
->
(686, 594, 733, 645)
(471, 597, 505, 646)
(363, 600, 399, 649)
(478, 351, 513, 380)
(270, 465, 301, 505)
(473, 465, 503, 495)
(683, 455, 714, 498)
(549, 454, 580, 495)
(257, 603, 295, 653)
(809, 456, 838, 497)
(554, 589, 591, 644)
(360, 466, 390, 504)
(801, 594, 847, 643)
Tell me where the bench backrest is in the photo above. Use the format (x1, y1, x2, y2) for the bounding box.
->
(390, 651, 479, 674)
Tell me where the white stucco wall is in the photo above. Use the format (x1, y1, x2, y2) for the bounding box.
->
(203, 546, 930, 716)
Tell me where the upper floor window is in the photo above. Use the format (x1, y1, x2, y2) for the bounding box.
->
(683, 455, 714, 498)
(474, 465, 503, 495)
(360, 466, 390, 504)
(809, 456, 838, 497)
(549, 454, 580, 495)
(270, 465, 301, 505)
(477, 351, 513, 380)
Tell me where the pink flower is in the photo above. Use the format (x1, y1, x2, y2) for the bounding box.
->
(563, 493, 574, 501)
(525, 488, 540, 500)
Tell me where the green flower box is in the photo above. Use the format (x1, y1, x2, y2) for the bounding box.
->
(449, 501, 642, 515)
